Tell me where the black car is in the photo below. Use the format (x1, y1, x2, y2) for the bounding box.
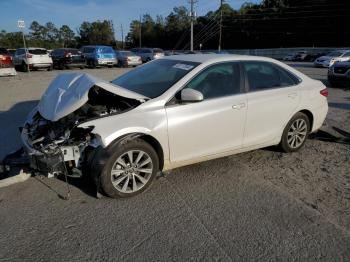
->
(328, 61, 350, 87)
(51, 48, 85, 69)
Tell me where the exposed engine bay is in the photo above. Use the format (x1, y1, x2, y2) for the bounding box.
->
(17, 73, 147, 178)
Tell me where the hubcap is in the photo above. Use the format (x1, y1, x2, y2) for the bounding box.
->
(287, 119, 307, 149)
(110, 150, 153, 193)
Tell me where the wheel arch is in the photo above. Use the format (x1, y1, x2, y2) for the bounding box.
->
(107, 132, 164, 171)
(298, 109, 314, 131)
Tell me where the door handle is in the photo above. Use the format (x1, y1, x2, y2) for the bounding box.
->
(288, 93, 297, 98)
(232, 103, 246, 110)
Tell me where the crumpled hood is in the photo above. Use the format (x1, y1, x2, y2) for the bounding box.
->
(37, 72, 148, 121)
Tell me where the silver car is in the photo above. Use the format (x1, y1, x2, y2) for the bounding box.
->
(131, 48, 164, 63)
(314, 50, 350, 68)
(21, 55, 328, 198)
(115, 51, 142, 67)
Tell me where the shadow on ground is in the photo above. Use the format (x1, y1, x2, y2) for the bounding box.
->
(0, 100, 39, 159)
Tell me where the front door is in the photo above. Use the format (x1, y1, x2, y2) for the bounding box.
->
(166, 62, 247, 163)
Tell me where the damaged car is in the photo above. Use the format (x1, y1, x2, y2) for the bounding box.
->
(17, 55, 328, 198)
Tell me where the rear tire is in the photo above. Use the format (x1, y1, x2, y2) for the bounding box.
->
(99, 138, 159, 198)
(22, 61, 28, 72)
(280, 112, 310, 153)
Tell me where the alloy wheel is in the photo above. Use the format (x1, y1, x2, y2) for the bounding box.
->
(287, 118, 308, 149)
(110, 150, 153, 193)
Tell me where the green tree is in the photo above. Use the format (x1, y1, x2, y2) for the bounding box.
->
(59, 25, 75, 47)
(77, 20, 115, 46)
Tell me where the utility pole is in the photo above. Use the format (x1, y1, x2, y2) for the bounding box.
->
(189, 0, 197, 51)
(139, 15, 142, 48)
(121, 24, 124, 49)
(17, 19, 29, 72)
(218, 0, 224, 52)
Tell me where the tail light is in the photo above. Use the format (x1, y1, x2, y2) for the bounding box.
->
(320, 88, 328, 97)
(26, 53, 32, 58)
(0, 55, 4, 61)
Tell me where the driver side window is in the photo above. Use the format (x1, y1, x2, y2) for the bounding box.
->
(184, 62, 241, 100)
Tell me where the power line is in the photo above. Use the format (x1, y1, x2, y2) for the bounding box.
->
(218, 0, 224, 51)
(225, 2, 348, 11)
(220, 14, 349, 21)
(182, 12, 219, 50)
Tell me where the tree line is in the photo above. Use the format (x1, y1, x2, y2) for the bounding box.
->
(127, 0, 350, 50)
(0, 0, 349, 50)
(0, 20, 116, 49)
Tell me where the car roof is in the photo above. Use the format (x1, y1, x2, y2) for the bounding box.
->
(163, 54, 277, 64)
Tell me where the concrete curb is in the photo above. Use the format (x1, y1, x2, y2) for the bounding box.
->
(0, 170, 31, 189)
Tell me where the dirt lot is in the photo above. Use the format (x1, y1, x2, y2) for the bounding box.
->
(0, 63, 349, 261)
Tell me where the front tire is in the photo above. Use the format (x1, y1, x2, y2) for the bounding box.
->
(100, 138, 159, 198)
(280, 112, 310, 152)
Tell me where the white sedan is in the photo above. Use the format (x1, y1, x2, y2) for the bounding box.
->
(21, 54, 328, 198)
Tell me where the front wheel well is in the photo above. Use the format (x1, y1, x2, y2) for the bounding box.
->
(108, 133, 164, 171)
(298, 110, 314, 131)
(138, 134, 164, 171)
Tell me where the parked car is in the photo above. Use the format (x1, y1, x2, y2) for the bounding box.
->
(115, 50, 142, 67)
(0, 47, 16, 76)
(314, 50, 350, 68)
(0, 47, 14, 68)
(294, 51, 308, 61)
(283, 51, 307, 61)
(13, 47, 53, 71)
(283, 53, 296, 61)
(81, 45, 117, 68)
(7, 49, 16, 58)
(328, 61, 350, 87)
(20, 54, 328, 198)
(51, 48, 86, 69)
(130, 48, 164, 62)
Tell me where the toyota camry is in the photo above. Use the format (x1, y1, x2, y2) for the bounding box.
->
(20, 54, 328, 198)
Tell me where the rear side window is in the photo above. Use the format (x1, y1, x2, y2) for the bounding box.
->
(243, 61, 298, 91)
(28, 49, 47, 55)
(0, 48, 9, 55)
(184, 62, 241, 100)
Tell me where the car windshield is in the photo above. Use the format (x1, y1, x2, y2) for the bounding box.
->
(327, 51, 342, 57)
(112, 59, 200, 98)
(28, 49, 47, 55)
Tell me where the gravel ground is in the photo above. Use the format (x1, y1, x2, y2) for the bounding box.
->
(0, 63, 349, 261)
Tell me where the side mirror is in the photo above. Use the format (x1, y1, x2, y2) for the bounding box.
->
(181, 88, 203, 102)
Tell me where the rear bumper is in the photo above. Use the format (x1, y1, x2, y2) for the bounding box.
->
(96, 58, 117, 66)
(125, 60, 142, 66)
(30, 63, 52, 69)
(66, 62, 85, 68)
(314, 61, 329, 68)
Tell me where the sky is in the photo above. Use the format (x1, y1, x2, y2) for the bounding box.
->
(0, 0, 261, 39)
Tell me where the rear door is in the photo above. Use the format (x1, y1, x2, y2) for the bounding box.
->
(242, 61, 301, 147)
